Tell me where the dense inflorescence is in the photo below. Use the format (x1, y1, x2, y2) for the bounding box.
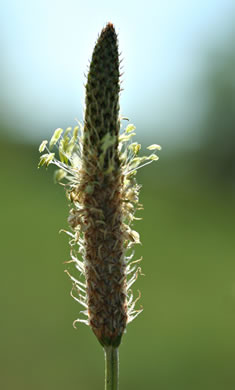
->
(38, 23, 161, 347)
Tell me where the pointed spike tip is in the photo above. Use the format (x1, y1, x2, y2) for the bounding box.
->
(105, 22, 115, 30)
(99, 22, 117, 40)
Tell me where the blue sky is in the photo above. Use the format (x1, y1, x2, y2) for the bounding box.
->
(1, 0, 235, 144)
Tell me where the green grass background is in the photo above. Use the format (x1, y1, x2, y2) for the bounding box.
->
(1, 137, 235, 390)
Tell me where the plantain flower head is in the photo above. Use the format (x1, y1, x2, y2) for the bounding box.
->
(38, 23, 161, 347)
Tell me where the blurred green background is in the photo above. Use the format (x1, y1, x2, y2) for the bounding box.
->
(1, 1, 235, 389)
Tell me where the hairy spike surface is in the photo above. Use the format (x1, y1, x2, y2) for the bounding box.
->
(80, 23, 126, 347)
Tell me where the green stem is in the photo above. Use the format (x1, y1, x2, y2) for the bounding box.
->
(104, 346, 119, 390)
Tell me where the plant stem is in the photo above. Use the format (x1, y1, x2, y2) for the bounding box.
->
(104, 346, 119, 390)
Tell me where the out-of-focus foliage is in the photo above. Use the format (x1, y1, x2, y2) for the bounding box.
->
(198, 36, 235, 184)
(1, 132, 235, 390)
